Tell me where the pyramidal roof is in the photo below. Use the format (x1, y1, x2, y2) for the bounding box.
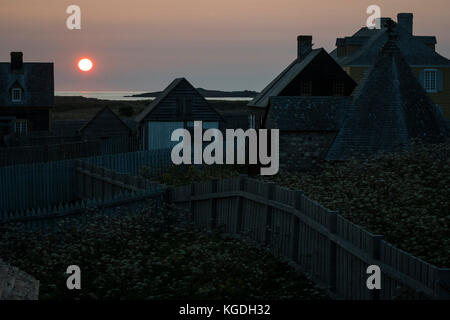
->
(327, 22, 449, 160)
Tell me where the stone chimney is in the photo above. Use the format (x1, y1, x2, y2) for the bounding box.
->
(397, 13, 413, 34)
(10, 52, 23, 72)
(297, 35, 312, 60)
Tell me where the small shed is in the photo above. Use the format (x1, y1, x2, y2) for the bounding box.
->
(78, 106, 133, 140)
(135, 78, 225, 151)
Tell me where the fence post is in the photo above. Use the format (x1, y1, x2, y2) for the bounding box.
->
(291, 191, 303, 263)
(264, 182, 276, 246)
(326, 210, 340, 293)
(369, 234, 384, 300)
(210, 179, 218, 230)
(437, 268, 450, 299)
(235, 175, 246, 234)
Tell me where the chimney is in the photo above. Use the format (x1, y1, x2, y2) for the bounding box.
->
(397, 13, 413, 34)
(375, 17, 392, 29)
(10, 52, 23, 71)
(297, 35, 312, 60)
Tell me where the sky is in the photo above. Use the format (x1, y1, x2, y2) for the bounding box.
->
(1, 0, 449, 92)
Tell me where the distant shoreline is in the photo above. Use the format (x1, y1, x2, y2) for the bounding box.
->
(125, 88, 258, 98)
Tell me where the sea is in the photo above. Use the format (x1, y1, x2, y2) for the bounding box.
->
(55, 91, 253, 101)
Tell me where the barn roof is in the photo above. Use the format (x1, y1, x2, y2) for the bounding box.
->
(326, 26, 449, 160)
(135, 77, 225, 124)
(331, 22, 450, 67)
(247, 49, 323, 108)
(266, 96, 352, 131)
(78, 106, 132, 134)
(0, 62, 54, 107)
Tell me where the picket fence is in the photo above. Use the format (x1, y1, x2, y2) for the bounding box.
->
(0, 136, 140, 167)
(167, 175, 450, 300)
(0, 148, 172, 213)
(0, 189, 162, 233)
(0, 159, 166, 232)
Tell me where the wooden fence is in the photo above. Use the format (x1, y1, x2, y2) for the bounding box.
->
(0, 148, 172, 213)
(167, 175, 450, 300)
(0, 136, 140, 167)
(0, 161, 165, 232)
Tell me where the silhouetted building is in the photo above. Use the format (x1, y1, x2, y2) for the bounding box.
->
(248, 35, 357, 130)
(78, 106, 133, 140)
(264, 24, 449, 170)
(135, 78, 225, 150)
(0, 52, 54, 144)
(331, 13, 450, 119)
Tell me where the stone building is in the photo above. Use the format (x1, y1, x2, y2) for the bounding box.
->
(264, 21, 449, 171)
(330, 13, 450, 119)
(0, 52, 54, 145)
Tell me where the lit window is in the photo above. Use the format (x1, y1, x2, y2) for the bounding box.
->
(15, 119, 28, 135)
(300, 80, 312, 96)
(249, 114, 255, 129)
(12, 88, 22, 102)
(424, 69, 437, 92)
(333, 81, 345, 96)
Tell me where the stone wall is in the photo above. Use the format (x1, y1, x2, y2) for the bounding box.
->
(278, 131, 337, 171)
(0, 259, 39, 300)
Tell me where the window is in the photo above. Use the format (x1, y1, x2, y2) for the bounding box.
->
(249, 114, 255, 129)
(300, 80, 312, 96)
(332, 80, 345, 96)
(12, 88, 22, 102)
(424, 69, 437, 92)
(15, 119, 28, 135)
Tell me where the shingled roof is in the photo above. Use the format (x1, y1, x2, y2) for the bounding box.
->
(0, 258, 39, 300)
(331, 22, 450, 67)
(266, 96, 353, 131)
(247, 49, 323, 108)
(327, 24, 449, 160)
(0, 62, 54, 107)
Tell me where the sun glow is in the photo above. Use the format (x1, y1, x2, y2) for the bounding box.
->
(77, 58, 93, 72)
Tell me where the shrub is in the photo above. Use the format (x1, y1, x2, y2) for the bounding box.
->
(265, 140, 450, 267)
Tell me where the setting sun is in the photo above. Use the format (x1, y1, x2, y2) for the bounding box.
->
(77, 58, 93, 72)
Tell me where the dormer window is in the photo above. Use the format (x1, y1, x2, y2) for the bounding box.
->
(12, 88, 22, 102)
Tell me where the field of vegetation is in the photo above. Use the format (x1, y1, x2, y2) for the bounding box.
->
(0, 203, 327, 300)
(266, 141, 450, 268)
(142, 141, 450, 268)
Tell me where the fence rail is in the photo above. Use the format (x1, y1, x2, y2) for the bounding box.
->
(0, 148, 172, 213)
(0, 160, 166, 232)
(0, 136, 140, 167)
(168, 176, 450, 300)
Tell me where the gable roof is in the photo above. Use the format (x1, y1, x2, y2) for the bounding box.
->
(78, 106, 132, 134)
(331, 23, 450, 67)
(135, 77, 225, 124)
(266, 96, 353, 131)
(326, 29, 449, 160)
(247, 49, 323, 108)
(0, 62, 54, 107)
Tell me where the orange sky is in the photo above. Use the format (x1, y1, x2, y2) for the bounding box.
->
(1, 0, 449, 91)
